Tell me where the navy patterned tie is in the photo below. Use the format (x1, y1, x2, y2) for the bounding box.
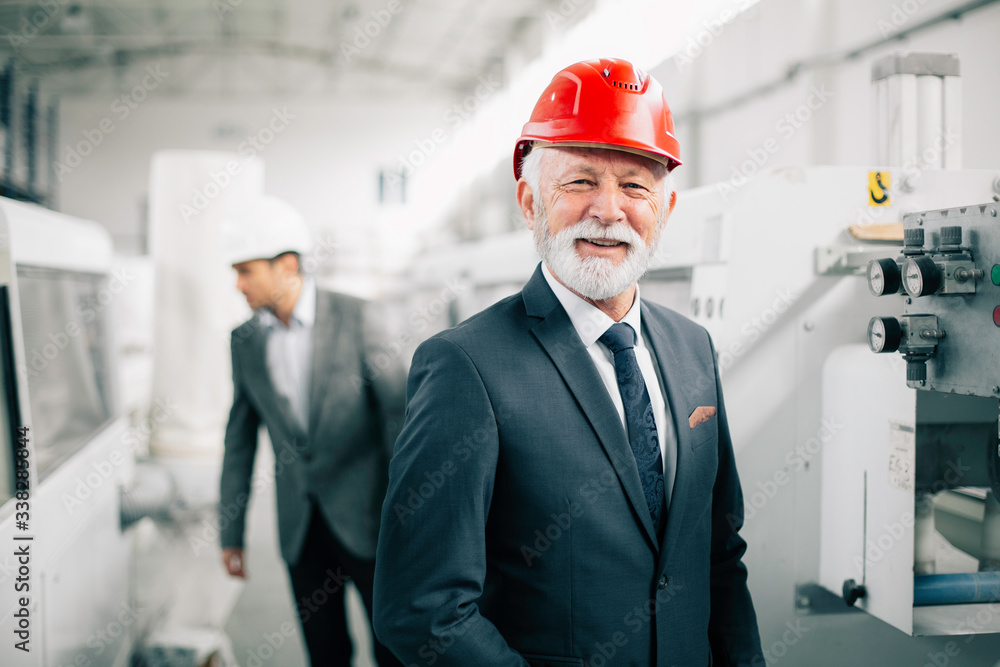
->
(599, 323, 665, 535)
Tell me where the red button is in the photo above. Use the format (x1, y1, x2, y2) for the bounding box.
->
(995, 306, 1000, 327)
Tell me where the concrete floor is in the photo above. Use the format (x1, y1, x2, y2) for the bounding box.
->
(222, 449, 375, 667)
(764, 610, 1000, 666)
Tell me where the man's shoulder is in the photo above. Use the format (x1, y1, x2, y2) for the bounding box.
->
(315, 288, 366, 312)
(641, 298, 712, 346)
(424, 291, 527, 352)
(230, 313, 261, 340)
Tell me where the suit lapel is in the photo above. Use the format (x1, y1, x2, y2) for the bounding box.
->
(642, 303, 697, 567)
(307, 290, 345, 438)
(523, 266, 659, 550)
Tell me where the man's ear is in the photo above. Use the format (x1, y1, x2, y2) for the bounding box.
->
(277, 252, 300, 278)
(516, 179, 536, 231)
(668, 190, 678, 215)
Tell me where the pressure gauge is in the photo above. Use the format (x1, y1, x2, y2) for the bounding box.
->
(902, 256, 943, 297)
(867, 258, 902, 297)
(867, 317, 902, 353)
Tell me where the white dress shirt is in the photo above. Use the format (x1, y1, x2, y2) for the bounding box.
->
(258, 277, 316, 434)
(541, 263, 676, 509)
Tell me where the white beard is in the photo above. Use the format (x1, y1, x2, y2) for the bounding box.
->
(533, 201, 664, 301)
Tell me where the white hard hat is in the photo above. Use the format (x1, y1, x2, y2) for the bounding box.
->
(219, 196, 312, 266)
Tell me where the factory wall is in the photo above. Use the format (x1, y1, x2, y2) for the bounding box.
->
(653, 0, 1000, 191)
(51, 0, 1000, 267)
(56, 95, 447, 291)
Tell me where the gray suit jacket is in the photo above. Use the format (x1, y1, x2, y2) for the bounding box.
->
(374, 265, 762, 666)
(220, 289, 406, 564)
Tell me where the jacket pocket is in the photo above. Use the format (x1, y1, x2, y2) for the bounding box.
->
(690, 426, 717, 449)
(522, 653, 585, 667)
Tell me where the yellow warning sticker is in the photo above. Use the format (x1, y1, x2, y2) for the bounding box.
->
(869, 171, 891, 206)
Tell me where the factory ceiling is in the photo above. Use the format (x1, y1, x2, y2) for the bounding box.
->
(0, 0, 580, 99)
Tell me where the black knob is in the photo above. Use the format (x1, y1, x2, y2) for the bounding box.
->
(904, 227, 925, 249)
(940, 225, 962, 247)
(843, 579, 866, 607)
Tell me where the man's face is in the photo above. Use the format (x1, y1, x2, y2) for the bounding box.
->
(518, 146, 676, 301)
(233, 257, 299, 311)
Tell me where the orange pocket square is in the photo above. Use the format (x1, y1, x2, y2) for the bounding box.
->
(688, 406, 717, 429)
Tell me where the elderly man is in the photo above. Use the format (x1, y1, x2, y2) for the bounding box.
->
(374, 59, 762, 666)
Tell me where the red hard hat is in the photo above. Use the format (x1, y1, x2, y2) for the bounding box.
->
(514, 58, 682, 180)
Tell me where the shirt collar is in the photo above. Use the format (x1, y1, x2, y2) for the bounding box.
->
(540, 262, 643, 348)
(258, 276, 317, 330)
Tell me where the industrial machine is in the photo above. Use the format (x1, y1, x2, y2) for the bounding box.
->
(0, 198, 137, 666)
(0, 151, 261, 666)
(833, 200, 1000, 635)
(396, 51, 1000, 658)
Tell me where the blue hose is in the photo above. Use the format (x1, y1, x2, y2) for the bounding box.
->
(913, 573, 1000, 606)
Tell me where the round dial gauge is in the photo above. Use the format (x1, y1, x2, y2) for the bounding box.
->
(867, 258, 901, 297)
(867, 317, 902, 353)
(902, 256, 942, 297)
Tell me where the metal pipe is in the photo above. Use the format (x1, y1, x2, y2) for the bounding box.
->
(913, 573, 1000, 606)
(981, 491, 1000, 571)
(46, 97, 57, 208)
(1, 59, 14, 196)
(915, 492, 937, 575)
(120, 463, 177, 529)
(25, 79, 37, 199)
(916, 75, 943, 169)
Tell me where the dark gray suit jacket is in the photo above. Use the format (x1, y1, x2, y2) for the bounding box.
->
(219, 289, 406, 564)
(374, 265, 762, 666)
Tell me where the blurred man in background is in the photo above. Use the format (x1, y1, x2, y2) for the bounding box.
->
(219, 196, 405, 666)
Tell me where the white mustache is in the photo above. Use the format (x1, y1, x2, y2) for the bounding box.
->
(563, 220, 643, 248)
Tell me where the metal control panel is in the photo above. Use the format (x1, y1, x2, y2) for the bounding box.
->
(866, 202, 1000, 397)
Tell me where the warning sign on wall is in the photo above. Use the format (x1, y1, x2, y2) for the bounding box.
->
(869, 171, 891, 207)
